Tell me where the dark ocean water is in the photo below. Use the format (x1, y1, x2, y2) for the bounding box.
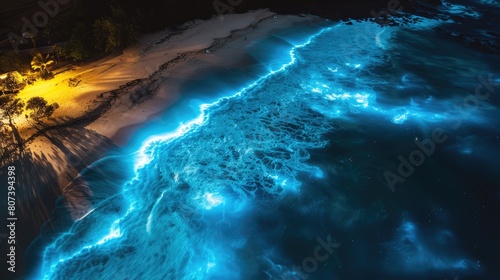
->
(31, 1, 499, 279)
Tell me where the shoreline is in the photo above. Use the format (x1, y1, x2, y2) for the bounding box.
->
(86, 12, 323, 146)
(6, 11, 327, 277)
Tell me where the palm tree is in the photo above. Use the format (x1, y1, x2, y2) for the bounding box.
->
(31, 53, 55, 79)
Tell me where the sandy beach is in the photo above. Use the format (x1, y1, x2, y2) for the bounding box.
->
(86, 11, 321, 145)
(18, 10, 318, 144)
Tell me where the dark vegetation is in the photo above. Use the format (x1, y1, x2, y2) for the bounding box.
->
(0, 51, 32, 73)
(0, 0, 443, 66)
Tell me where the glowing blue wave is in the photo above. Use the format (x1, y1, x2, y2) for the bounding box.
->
(133, 25, 335, 171)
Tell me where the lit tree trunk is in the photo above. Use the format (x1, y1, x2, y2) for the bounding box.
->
(8, 117, 23, 154)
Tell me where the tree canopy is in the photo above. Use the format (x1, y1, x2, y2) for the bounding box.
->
(0, 95, 24, 122)
(93, 5, 137, 53)
(26, 97, 60, 121)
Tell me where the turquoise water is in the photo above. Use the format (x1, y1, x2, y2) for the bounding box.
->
(34, 2, 499, 280)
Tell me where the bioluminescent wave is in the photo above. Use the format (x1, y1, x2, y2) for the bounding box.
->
(39, 6, 498, 280)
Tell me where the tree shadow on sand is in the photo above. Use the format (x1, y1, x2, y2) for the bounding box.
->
(0, 124, 129, 278)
